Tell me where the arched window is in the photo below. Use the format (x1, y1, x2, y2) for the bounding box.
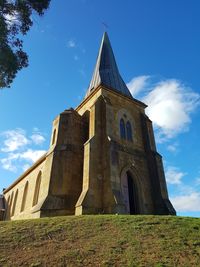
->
(11, 189, 18, 216)
(120, 118, 126, 139)
(33, 172, 42, 206)
(21, 181, 29, 212)
(126, 121, 133, 141)
(52, 129, 56, 145)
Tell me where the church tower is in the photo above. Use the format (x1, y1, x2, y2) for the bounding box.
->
(2, 33, 175, 220)
(74, 32, 175, 215)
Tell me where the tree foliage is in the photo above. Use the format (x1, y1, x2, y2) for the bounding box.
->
(0, 0, 50, 88)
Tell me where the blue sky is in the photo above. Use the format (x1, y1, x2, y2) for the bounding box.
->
(0, 0, 200, 217)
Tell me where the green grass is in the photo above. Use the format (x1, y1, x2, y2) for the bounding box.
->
(0, 215, 200, 266)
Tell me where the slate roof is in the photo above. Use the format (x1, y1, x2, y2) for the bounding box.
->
(85, 32, 133, 99)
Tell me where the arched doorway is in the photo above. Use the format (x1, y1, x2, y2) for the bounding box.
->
(121, 171, 138, 214)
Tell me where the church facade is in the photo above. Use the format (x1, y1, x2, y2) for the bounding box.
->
(1, 33, 176, 220)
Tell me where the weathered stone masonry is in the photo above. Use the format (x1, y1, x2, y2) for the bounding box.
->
(1, 32, 176, 220)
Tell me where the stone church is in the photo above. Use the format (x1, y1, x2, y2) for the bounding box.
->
(0, 32, 176, 220)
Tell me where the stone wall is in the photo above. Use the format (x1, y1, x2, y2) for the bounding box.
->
(3, 153, 53, 220)
(102, 87, 155, 214)
(76, 85, 174, 215)
(41, 109, 86, 217)
(75, 85, 156, 214)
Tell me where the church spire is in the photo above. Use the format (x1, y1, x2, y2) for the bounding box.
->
(85, 32, 133, 99)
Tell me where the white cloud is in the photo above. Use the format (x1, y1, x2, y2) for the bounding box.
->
(22, 164, 31, 172)
(31, 134, 45, 145)
(127, 76, 200, 142)
(67, 39, 76, 48)
(0, 128, 46, 173)
(144, 79, 200, 140)
(171, 192, 200, 212)
(127, 75, 150, 97)
(1, 129, 29, 152)
(167, 142, 179, 153)
(0, 149, 45, 173)
(194, 176, 200, 188)
(0, 153, 19, 172)
(166, 166, 186, 185)
(20, 149, 46, 162)
(165, 166, 200, 213)
(196, 177, 200, 185)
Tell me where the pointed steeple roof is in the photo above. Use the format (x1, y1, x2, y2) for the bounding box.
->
(85, 32, 133, 99)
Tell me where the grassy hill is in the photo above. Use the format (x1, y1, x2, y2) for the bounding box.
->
(0, 215, 200, 266)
